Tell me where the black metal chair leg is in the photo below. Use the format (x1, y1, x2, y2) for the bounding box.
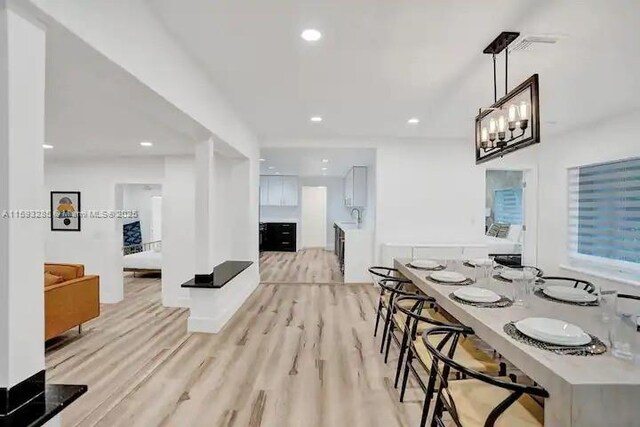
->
(374, 299, 383, 337)
(394, 326, 410, 388)
(384, 322, 394, 363)
(380, 305, 393, 354)
(399, 348, 413, 402)
(430, 396, 444, 427)
(420, 387, 431, 427)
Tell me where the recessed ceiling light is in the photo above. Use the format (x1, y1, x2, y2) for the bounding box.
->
(268, 166, 275, 170)
(407, 118, 420, 124)
(301, 29, 322, 42)
(310, 116, 323, 122)
(140, 141, 153, 147)
(321, 167, 328, 171)
(275, 172, 281, 175)
(322, 159, 329, 163)
(42, 144, 54, 149)
(259, 158, 266, 162)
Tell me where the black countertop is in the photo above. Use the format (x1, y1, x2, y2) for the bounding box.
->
(0, 384, 87, 427)
(181, 260, 253, 289)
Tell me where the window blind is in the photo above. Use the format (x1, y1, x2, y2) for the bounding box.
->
(494, 188, 523, 225)
(568, 157, 640, 265)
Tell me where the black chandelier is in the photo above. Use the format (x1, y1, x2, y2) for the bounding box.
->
(475, 32, 540, 164)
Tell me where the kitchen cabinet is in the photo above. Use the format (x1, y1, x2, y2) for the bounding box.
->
(281, 176, 298, 206)
(260, 175, 298, 206)
(344, 166, 367, 207)
(259, 176, 269, 206)
(261, 222, 296, 252)
(334, 222, 373, 283)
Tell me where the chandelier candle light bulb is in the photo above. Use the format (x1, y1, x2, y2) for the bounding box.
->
(508, 104, 518, 132)
(519, 101, 529, 131)
(497, 115, 507, 142)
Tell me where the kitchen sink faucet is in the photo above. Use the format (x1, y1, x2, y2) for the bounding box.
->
(351, 208, 362, 225)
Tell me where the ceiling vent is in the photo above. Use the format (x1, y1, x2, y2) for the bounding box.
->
(508, 34, 564, 53)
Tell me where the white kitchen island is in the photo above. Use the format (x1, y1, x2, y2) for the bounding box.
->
(334, 221, 373, 283)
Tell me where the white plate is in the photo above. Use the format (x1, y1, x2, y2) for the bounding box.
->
(469, 258, 493, 267)
(543, 286, 597, 303)
(454, 287, 501, 303)
(430, 271, 467, 283)
(515, 317, 591, 346)
(409, 259, 440, 269)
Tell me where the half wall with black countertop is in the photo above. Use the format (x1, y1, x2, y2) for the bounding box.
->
(181, 261, 254, 289)
(181, 260, 259, 334)
(0, 370, 86, 427)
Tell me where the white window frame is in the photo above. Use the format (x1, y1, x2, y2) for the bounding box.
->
(566, 157, 640, 284)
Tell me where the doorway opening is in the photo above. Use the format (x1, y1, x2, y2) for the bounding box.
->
(118, 183, 163, 280)
(484, 170, 525, 267)
(301, 186, 327, 248)
(258, 147, 375, 284)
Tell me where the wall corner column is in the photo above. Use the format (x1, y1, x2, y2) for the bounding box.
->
(0, 0, 46, 402)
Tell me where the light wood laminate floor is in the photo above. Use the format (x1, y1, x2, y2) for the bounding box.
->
(46, 274, 422, 427)
(260, 248, 343, 284)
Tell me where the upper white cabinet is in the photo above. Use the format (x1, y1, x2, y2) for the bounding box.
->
(260, 175, 299, 206)
(281, 176, 298, 206)
(344, 166, 367, 207)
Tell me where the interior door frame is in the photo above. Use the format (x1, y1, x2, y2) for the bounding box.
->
(485, 166, 538, 266)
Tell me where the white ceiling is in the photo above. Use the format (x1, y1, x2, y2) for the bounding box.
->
(260, 147, 375, 177)
(45, 24, 208, 160)
(147, 0, 640, 140)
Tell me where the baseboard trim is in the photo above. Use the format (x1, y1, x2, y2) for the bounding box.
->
(162, 295, 190, 308)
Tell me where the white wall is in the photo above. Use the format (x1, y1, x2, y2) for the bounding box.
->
(122, 183, 162, 244)
(260, 175, 357, 250)
(45, 157, 165, 303)
(375, 140, 486, 260)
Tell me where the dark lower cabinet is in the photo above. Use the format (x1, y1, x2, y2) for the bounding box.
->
(261, 222, 296, 252)
(334, 224, 345, 273)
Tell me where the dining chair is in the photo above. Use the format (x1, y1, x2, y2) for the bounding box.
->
(389, 294, 443, 389)
(540, 276, 595, 293)
(377, 278, 424, 361)
(369, 266, 405, 338)
(395, 297, 505, 427)
(423, 325, 548, 427)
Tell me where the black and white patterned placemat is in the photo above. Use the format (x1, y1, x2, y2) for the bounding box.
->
(534, 289, 599, 307)
(449, 293, 513, 308)
(427, 276, 475, 286)
(406, 263, 445, 271)
(503, 322, 607, 356)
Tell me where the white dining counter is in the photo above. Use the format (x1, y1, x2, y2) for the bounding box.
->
(395, 258, 640, 427)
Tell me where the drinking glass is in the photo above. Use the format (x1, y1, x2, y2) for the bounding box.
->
(446, 259, 461, 272)
(510, 267, 536, 307)
(473, 261, 492, 286)
(609, 312, 640, 363)
(599, 290, 618, 323)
